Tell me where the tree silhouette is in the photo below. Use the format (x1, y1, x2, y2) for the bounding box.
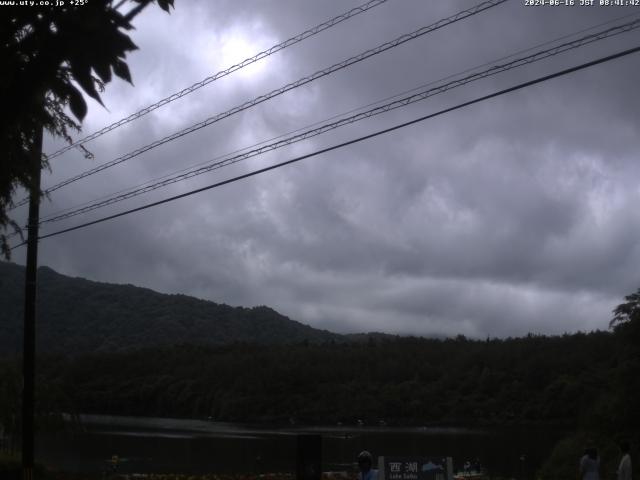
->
(610, 288, 640, 328)
(0, 0, 175, 258)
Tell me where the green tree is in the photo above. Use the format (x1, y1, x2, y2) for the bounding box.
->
(610, 288, 640, 432)
(0, 0, 175, 258)
(610, 288, 640, 329)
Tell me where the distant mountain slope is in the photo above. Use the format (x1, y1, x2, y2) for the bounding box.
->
(0, 262, 342, 354)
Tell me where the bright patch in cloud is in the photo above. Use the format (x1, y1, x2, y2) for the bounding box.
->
(212, 26, 275, 81)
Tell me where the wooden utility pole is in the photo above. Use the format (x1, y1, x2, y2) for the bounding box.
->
(22, 125, 43, 480)
(19, 6, 152, 479)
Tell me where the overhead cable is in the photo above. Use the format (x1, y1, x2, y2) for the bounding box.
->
(41, 9, 639, 224)
(44, 0, 392, 161)
(10, 44, 640, 249)
(12, 0, 507, 209)
(36, 18, 640, 225)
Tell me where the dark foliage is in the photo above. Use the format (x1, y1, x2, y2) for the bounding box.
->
(0, 262, 341, 355)
(0, 330, 630, 430)
(0, 0, 174, 259)
(610, 288, 640, 328)
(1, 262, 638, 476)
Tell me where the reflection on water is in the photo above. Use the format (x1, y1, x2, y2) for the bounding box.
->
(35, 415, 563, 478)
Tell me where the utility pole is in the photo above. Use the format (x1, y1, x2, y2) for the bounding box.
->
(22, 125, 43, 480)
(20, 5, 151, 479)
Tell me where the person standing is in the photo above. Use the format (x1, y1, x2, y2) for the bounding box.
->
(357, 451, 378, 480)
(617, 441, 632, 480)
(579, 446, 600, 480)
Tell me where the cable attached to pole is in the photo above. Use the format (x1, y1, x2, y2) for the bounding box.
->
(35, 17, 640, 226)
(10, 44, 640, 249)
(11, 0, 506, 209)
(44, 0, 391, 161)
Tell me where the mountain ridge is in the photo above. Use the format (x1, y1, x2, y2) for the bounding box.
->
(0, 261, 349, 354)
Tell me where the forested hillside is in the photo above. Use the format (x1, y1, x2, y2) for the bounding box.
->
(0, 330, 634, 431)
(0, 325, 637, 479)
(2, 260, 639, 478)
(0, 262, 341, 354)
(1, 261, 638, 434)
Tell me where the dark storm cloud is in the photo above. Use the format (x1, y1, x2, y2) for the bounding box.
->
(10, 0, 640, 338)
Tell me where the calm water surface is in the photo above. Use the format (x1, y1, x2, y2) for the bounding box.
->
(35, 415, 564, 478)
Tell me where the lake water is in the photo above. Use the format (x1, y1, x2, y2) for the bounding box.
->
(35, 415, 564, 478)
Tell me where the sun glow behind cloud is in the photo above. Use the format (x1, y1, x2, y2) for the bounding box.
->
(31, 1, 640, 338)
(203, 25, 276, 81)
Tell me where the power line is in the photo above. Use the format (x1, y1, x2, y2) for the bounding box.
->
(35, 18, 640, 226)
(10, 12, 640, 235)
(39, 9, 640, 224)
(11, 44, 640, 250)
(44, 0, 392, 161)
(12, 0, 507, 209)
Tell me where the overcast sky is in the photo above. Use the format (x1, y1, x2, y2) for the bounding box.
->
(8, 0, 640, 338)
